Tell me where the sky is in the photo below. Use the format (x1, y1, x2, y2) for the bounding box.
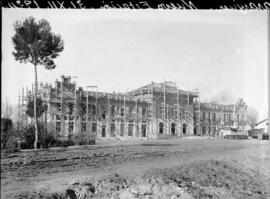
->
(2, 9, 268, 121)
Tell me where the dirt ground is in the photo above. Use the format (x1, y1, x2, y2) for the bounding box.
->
(1, 137, 270, 198)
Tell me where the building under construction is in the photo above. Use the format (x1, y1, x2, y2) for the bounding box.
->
(18, 75, 248, 140)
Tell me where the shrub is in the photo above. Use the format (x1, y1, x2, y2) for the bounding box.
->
(1, 118, 19, 149)
(21, 122, 57, 149)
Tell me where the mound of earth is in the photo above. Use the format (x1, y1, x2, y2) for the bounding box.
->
(14, 160, 270, 199)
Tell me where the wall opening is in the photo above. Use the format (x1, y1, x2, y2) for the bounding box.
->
(111, 123, 116, 136)
(120, 123, 125, 136)
(81, 122, 86, 132)
(56, 121, 61, 132)
(142, 124, 147, 137)
(68, 122, 74, 133)
(159, 122, 164, 134)
(202, 126, 206, 135)
(183, 123, 187, 134)
(171, 123, 176, 135)
(102, 111, 106, 119)
(102, 125, 106, 137)
(92, 123, 97, 133)
(128, 123, 133, 136)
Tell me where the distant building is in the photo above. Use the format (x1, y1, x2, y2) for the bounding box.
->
(200, 99, 248, 136)
(255, 119, 269, 140)
(19, 75, 249, 140)
(255, 119, 268, 133)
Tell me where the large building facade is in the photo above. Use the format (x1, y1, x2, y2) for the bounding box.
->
(19, 76, 248, 140)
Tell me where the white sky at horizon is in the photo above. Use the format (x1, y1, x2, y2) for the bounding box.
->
(2, 9, 268, 121)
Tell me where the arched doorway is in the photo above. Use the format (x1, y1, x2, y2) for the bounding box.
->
(171, 123, 176, 135)
(159, 122, 164, 134)
(183, 123, 187, 135)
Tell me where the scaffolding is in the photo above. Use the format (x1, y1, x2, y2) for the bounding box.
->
(20, 75, 201, 139)
(17, 87, 29, 130)
(129, 80, 199, 135)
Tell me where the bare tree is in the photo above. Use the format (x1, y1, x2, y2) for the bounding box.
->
(1, 98, 14, 119)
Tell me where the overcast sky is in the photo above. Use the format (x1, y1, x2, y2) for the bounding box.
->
(2, 9, 268, 121)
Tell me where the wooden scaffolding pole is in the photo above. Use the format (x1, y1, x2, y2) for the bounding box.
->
(135, 98, 138, 137)
(22, 87, 24, 105)
(124, 95, 126, 136)
(106, 94, 109, 137)
(17, 90, 20, 130)
(22, 87, 25, 126)
(73, 82, 76, 135)
(86, 90, 89, 133)
(26, 86, 28, 98)
(95, 89, 98, 126)
(187, 91, 189, 106)
(163, 81, 166, 120)
(198, 96, 201, 136)
(124, 96, 126, 118)
(95, 88, 98, 138)
(147, 84, 150, 113)
(108, 94, 110, 119)
(61, 80, 64, 135)
(177, 88, 180, 121)
(32, 83, 34, 100)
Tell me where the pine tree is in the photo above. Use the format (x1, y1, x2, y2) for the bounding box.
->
(12, 16, 64, 149)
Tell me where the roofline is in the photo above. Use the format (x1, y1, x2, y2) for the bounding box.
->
(255, 118, 268, 126)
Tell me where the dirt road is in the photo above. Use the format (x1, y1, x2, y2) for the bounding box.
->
(1, 137, 270, 198)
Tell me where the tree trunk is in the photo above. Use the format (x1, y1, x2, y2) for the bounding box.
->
(33, 64, 38, 149)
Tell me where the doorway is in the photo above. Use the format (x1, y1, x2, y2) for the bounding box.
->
(120, 123, 125, 136)
(128, 124, 133, 136)
(102, 125, 106, 137)
(171, 123, 176, 135)
(159, 122, 164, 134)
(142, 124, 147, 137)
(183, 123, 187, 135)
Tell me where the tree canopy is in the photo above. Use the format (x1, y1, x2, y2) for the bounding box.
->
(12, 16, 64, 69)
